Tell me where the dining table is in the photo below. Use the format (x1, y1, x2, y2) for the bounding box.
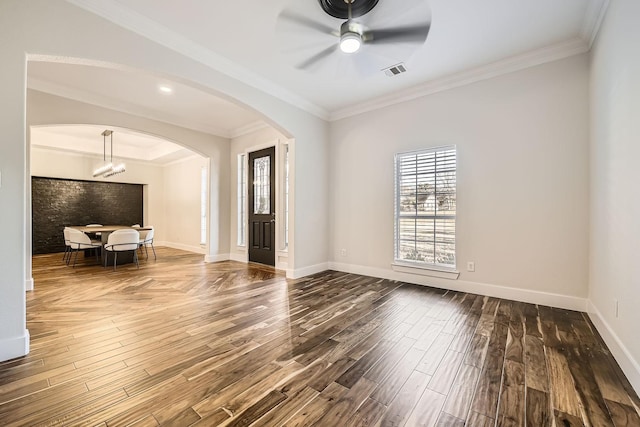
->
(70, 225, 151, 243)
(69, 225, 152, 265)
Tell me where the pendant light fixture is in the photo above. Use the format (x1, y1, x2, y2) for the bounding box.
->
(93, 130, 126, 178)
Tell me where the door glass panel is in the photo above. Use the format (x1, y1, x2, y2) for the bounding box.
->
(253, 156, 270, 214)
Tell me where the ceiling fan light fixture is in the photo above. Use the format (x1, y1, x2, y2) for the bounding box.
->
(340, 32, 362, 53)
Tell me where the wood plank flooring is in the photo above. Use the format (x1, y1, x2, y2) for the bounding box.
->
(1, 247, 638, 426)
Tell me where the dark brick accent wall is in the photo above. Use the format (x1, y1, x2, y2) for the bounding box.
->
(32, 177, 144, 254)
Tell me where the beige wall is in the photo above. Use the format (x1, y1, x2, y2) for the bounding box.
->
(163, 156, 209, 253)
(589, 0, 640, 392)
(329, 54, 590, 308)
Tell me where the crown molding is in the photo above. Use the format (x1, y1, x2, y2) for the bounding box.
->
(159, 153, 202, 167)
(229, 121, 270, 139)
(329, 37, 589, 121)
(64, 0, 330, 121)
(28, 77, 233, 138)
(31, 144, 104, 160)
(64, 0, 605, 125)
(31, 144, 199, 167)
(581, 0, 610, 48)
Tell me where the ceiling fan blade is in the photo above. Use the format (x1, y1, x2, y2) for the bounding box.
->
(363, 24, 430, 45)
(280, 10, 337, 35)
(296, 45, 338, 70)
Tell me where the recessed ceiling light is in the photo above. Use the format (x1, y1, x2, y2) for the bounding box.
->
(158, 85, 173, 94)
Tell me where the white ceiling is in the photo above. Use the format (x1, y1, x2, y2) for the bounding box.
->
(27, 62, 265, 139)
(28, 0, 607, 160)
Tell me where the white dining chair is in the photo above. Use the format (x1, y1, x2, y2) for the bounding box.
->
(62, 227, 72, 264)
(138, 226, 156, 260)
(66, 228, 103, 267)
(104, 229, 140, 270)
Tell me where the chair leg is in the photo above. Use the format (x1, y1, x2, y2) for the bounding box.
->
(72, 249, 79, 268)
(133, 250, 139, 269)
(113, 252, 117, 271)
(144, 243, 149, 260)
(151, 243, 156, 260)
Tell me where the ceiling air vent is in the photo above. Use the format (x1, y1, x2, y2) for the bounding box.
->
(383, 63, 407, 77)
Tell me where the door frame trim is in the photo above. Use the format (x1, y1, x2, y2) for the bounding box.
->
(240, 139, 291, 270)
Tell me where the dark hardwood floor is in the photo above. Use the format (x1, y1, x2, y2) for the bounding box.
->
(0, 247, 638, 426)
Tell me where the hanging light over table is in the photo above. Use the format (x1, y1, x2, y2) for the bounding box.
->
(93, 130, 125, 178)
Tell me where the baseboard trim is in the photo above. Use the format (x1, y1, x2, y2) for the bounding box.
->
(25, 278, 34, 292)
(587, 300, 640, 395)
(229, 253, 247, 263)
(328, 262, 587, 312)
(0, 330, 30, 362)
(225, 253, 291, 273)
(204, 253, 231, 263)
(287, 262, 330, 279)
(156, 241, 206, 255)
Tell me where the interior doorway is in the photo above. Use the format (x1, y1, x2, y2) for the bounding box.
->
(248, 146, 276, 266)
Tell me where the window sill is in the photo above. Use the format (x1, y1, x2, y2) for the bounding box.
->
(391, 262, 460, 280)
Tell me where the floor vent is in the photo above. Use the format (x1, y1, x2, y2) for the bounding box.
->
(383, 63, 407, 77)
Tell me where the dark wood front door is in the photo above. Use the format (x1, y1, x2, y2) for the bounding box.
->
(248, 147, 276, 266)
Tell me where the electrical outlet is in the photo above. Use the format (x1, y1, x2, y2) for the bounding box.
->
(340, 248, 347, 257)
(614, 299, 619, 318)
(466, 261, 475, 272)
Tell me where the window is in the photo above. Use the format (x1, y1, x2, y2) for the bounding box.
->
(395, 146, 456, 269)
(200, 166, 207, 245)
(237, 154, 247, 246)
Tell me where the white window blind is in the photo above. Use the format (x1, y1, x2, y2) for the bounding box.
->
(395, 146, 456, 268)
(237, 154, 247, 246)
(200, 166, 207, 245)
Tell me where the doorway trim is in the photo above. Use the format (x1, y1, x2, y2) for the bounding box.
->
(235, 139, 291, 271)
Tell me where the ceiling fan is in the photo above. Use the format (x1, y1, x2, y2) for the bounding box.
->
(277, 0, 431, 71)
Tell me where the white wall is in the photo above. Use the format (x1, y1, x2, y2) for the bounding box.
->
(0, 0, 329, 361)
(30, 147, 166, 241)
(329, 54, 590, 309)
(163, 156, 209, 253)
(229, 127, 291, 268)
(589, 0, 640, 393)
